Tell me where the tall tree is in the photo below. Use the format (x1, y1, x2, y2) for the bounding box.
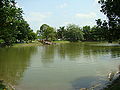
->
(96, 19, 108, 41)
(28, 30, 37, 42)
(82, 26, 92, 41)
(0, 0, 36, 46)
(66, 24, 84, 42)
(39, 24, 56, 41)
(0, 0, 23, 46)
(57, 26, 66, 40)
(16, 20, 30, 42)
(98, 0, 120, 43)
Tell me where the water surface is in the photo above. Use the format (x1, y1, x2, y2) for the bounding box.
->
(0, 42, 120, 90)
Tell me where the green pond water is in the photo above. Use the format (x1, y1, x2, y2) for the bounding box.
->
(0, 42, 120, 90)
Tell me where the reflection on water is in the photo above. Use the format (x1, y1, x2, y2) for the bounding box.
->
(0, 47, 37, 85)
(0, 42, 120, 90)
(42, 43, 120, 62)
(41, 46, 56, 64)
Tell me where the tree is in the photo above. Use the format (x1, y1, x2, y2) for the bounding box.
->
(0, 0, 23, 46)
(98, 0, 120, 43)
(16, 20, 30, 42)
(82, 26, 92, 41)
(28, 30, 37, 42)
(95, 19, 109, 41)
(0, 0, 36, 46)
(57, 26, 66, 40)
(39, 24, 56, 41)
(65, 24, 84, 42)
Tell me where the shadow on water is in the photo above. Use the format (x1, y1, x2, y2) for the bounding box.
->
(71, 76, 108, 90)
(0, 47, 37, 85)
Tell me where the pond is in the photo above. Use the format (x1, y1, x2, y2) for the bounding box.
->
(0, 42, 120, 90)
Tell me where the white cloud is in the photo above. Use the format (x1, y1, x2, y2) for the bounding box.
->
(58, 3, 68, 8)
(23, 12, 52, 31)
(25, 12, 52, 22)
(75, 12, 97, 19)
(95, 0, 99, 3)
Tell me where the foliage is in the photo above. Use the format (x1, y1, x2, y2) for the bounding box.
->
(0, 0, 23, 46)
(28, 30, 37, 42)
(82, 26, 92, 41)
(65, 24, 84, 42)
(95, 19, 109, 41)
(98, 0, 120, 43)
(38, 24, 56, 41)
(82, 25, 106, 41)
(0, 0, 36, 47)
(57, 26, 66, 40)
(1, 0, 120, 46)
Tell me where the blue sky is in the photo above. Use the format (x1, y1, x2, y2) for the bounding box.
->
(16, 0, 106, 32)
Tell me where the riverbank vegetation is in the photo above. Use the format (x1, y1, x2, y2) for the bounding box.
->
(1, 0, 120, 47)
(36, 0, 120, 44)
(13, 41, 43, 47)
(0, 0, 37, 47)
(0, 0, 120, 89)
(53, 40, 70, 44)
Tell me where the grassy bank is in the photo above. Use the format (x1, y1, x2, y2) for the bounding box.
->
(53, 40, 70, 43)
(13, 41, 43, 47)
(12, 40, 70, 47)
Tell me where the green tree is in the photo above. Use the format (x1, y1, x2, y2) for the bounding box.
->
(28, 30, 37, 42)
(0, 0, 36, 46)
(65, 24, 84, 42)
(16, 20, 31, 42)
(82, 26, 92, 41)
(36, 30, 41, 39)
(98, 0, 120, 43)
(39, 24, 56, 41)
(95, 19, 108, 41)
(57, 26, 66, 40)
(0, 0, 23, 46)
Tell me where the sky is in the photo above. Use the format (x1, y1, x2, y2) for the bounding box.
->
(16, 0, 106, 32)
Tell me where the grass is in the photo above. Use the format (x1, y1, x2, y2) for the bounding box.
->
(53, 40, 70, 43)
(12, 40, 70, 47)
(13, 41, 43, 48)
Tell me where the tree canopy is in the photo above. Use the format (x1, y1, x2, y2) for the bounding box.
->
(98, 0, 120, 43)
(38, 24, 56, 41)
(0, 0, 36, 47)
(65, 24, 84, 42)
(1, 0, 120, 47)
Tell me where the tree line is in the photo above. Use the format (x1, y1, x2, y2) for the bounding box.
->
(1, 0, 120, 47)
(37, 0, 120, 43)
(0, 0, 36, 47)
(97, 0, 120, 43)
(37, 24, 112, 42)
